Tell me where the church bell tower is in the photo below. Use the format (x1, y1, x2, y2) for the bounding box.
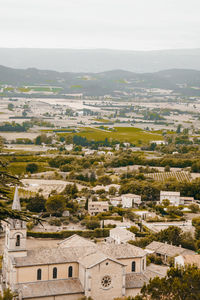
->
(5, 186, 27, 256)
(2, 186, 27, 288)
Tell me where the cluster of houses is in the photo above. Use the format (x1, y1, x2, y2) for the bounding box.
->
(87, 189, 197, 216)
(1, 190, 200, 300)
(88, 192, 142, 216)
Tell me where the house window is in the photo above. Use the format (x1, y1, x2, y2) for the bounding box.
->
(132, 261, 136, 272)
(53, 267, 57, 279)
(68, 266, 73, 278)
(37, 269, 42, 280)
(16, 235, 20, 247)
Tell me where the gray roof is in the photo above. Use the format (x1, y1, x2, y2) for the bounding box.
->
(146, 241, 195, 257)
(178, 254, 200, 267)
(146, 241, 163, 252)
(12, 186, 21, 211)
(15, 279, 84, 299)
(14, 246, 95, 267)
(98, 243, 146, 259)
(110, 227, 135, 241)
(126, 266, 167, 289)
(58, 234, 96, 248)
(13, 238, 146, 268)
(126, 273, 149, 288)
(79, 251, 125, 268)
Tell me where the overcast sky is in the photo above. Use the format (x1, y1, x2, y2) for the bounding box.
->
(0, 0, 200, 50)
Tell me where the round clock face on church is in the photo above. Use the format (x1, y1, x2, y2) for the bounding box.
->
(101, 275, 112, 288)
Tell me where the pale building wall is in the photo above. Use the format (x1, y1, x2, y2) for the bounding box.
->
(55, 294, 84, 300)
(160, 192, 180, 206)
(174, 255, 184, 267)
(110, 229, 135, 244)
(121, 195, 141, 208)
(17, 265, 48, 283)
(48, 263, 79, 280)
(10, 261, 17, 288)
(6, 226, 27, 252)
(118, 257, 146, 273)
(88, 202, 109, 215)
(16, 262, 79, 283)
(79, 264, 86, 289)
(25, 295, 84, 300)
(26, 297, 53, 300)
(121, 196, 132, 208)
(125, 288, 141, 297)
(133, 195, 142, 205)
(86, 259, 124, 300)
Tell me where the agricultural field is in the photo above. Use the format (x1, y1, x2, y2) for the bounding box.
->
(93, 118, 112, 123)
(146, 171, 191, 182)
(21, 179, 85, 198)
(58, 126, 163, 145)
(26, 86, 63, 93)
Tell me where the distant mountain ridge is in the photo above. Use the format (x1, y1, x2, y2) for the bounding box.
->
(0, 48, 200, 73)
(0, 65, 200, 96)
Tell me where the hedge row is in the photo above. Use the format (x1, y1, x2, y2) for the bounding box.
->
(147, 217, 186, 223)
(27, 228, 110, 239)
(64, 179, 91, 187)
(100, 216, 123, 221)
(135, 232, 149, 237)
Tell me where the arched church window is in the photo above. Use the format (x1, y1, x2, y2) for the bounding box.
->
(53, 267, 57, 279)
(37, 269, 42, 280)
(132, 261, 136, 272)
(16, 234, 20, 247)
(68, 266, 73, 277)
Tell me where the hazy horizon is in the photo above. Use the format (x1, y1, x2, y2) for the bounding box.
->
(1, 48, 200, 73)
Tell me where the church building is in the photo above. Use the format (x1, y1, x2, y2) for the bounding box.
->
(2, 188, 165, 300)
